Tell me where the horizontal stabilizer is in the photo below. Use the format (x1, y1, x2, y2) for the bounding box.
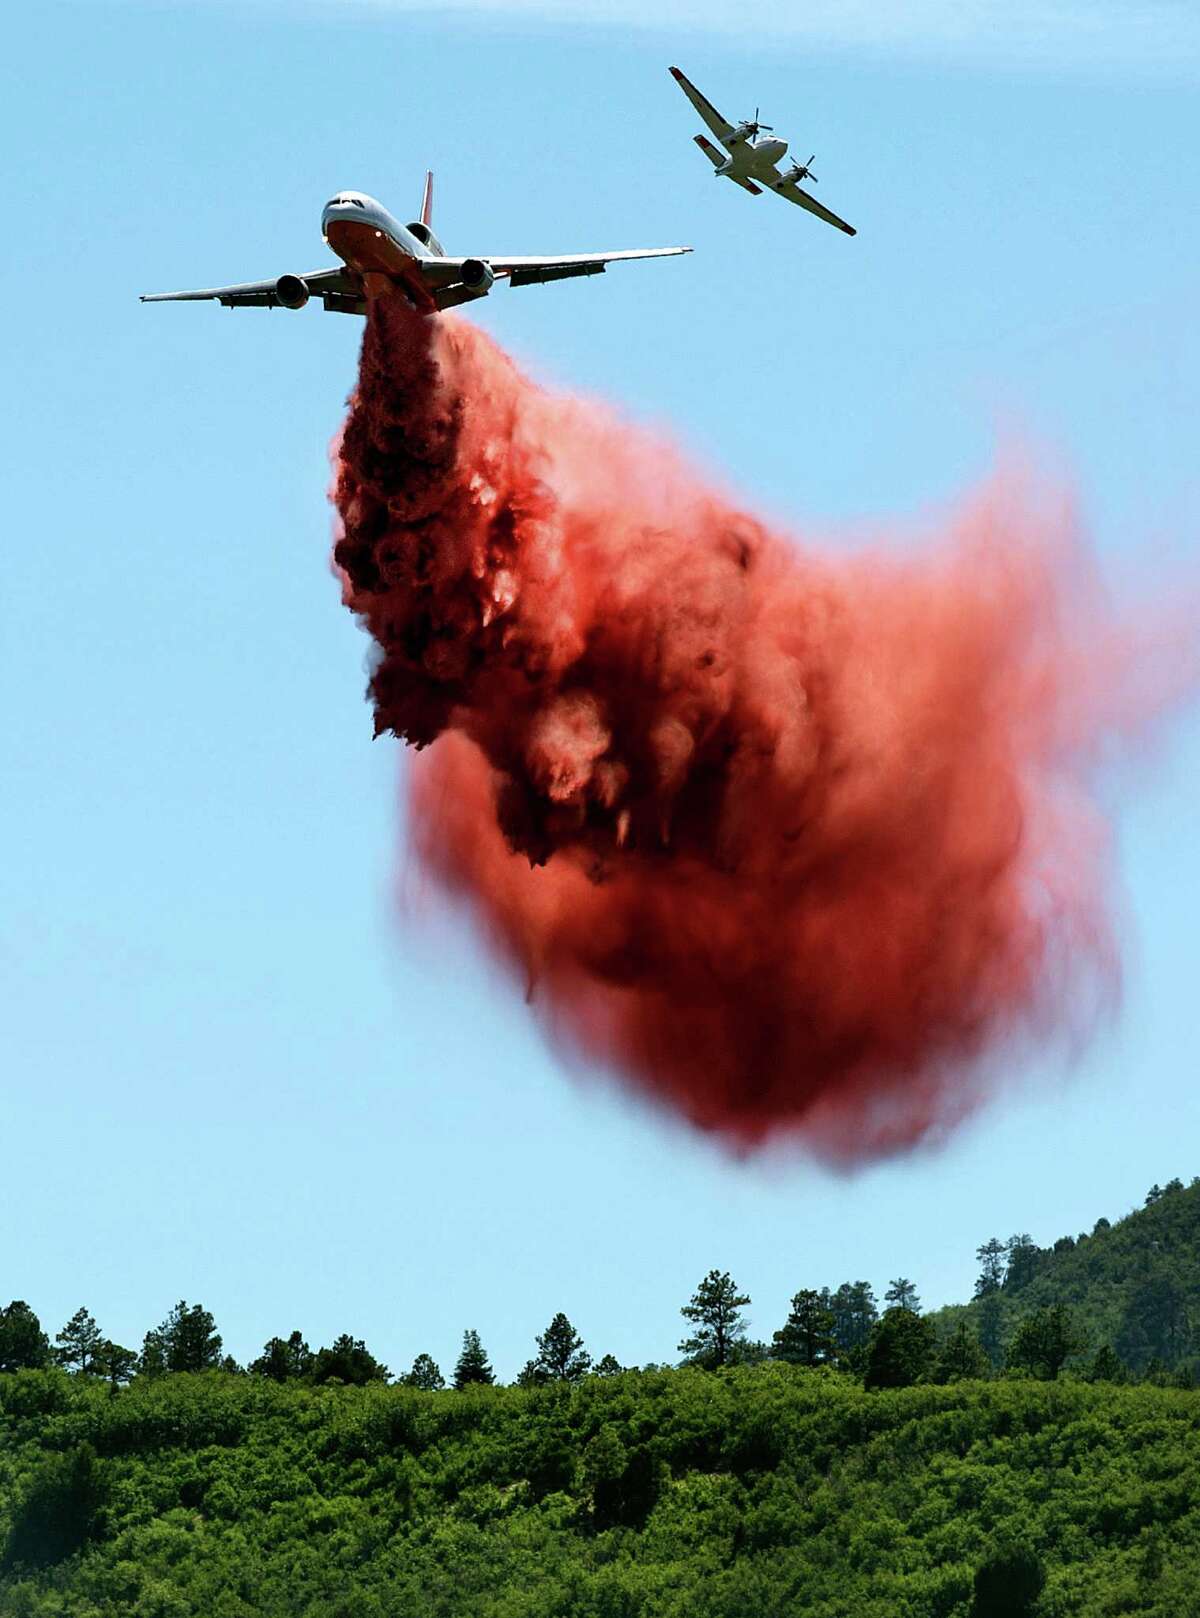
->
(693, 137, 761, 195)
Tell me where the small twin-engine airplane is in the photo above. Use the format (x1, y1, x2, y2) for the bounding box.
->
(669, 66, 856, 237)
(140, 173, 691, 315)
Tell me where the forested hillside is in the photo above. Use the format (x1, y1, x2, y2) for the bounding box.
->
(930, 1177, 1200, 1372)
(3, 1179, 1198, 1615)
(2, 1365, 1199, 1618)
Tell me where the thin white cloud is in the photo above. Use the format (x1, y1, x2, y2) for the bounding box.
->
(342, 0, 1200, 71)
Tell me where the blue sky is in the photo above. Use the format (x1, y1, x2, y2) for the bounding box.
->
(1, 0, 1197, 1379)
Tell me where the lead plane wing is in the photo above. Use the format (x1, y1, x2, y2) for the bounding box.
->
(764, 175, 856, 236)
(669, 65, 735, 144)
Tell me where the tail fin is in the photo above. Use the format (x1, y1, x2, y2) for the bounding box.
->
(420, 170, 434, 229)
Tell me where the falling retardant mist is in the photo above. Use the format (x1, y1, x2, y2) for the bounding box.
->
(331, 293, 1194, 1163)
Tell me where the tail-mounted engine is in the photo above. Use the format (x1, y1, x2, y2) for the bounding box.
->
(406, 221, 447, 257)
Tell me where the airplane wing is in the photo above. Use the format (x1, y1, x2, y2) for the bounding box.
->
(140, 267, 364, 310)
(431, 247, 691, 289)
(765, 177, 856, 236)
(669, 66, 735, 144)
(693, 135, 762, 194)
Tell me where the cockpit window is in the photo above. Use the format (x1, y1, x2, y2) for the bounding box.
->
(326, 196, 366, 209)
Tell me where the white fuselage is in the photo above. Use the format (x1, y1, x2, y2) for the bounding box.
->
(321, 191, 443, 308)
(720, 133, 788, 182)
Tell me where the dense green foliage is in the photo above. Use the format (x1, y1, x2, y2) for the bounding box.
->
(931, 1177, 1200, 1374)
(3, 1178, 1197, 1612)
(2, 1365, 1199, 1616)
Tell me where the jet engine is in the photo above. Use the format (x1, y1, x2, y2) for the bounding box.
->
(406, 221, 447, 257)
(460, 259, 495, 294)
(274, 274, 310, 310)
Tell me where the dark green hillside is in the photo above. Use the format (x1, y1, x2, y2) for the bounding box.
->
(931, 1177, 1200, 1372)
(3, 1365, 1200, 1617)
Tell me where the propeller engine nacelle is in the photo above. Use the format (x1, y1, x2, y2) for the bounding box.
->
(460, 258, 495, 294)
(274, 274, 310, 310)
(785, 155, 819, 185)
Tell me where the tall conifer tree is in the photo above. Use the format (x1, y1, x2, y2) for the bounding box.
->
(453, 1330, 495, 1388)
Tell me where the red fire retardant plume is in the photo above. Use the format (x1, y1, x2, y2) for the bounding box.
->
(332, 293, 1189, 1163)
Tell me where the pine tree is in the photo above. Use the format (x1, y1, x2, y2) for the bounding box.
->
(884, 1278, 920, 1313)
(53, 1308, 103, 1375)
(138, 1330, 167, 1378)
(934, 1319, 990, 1382)
(515, 1358, 547, 1388)
(678, 1271, 750, 1368)
(534, 1313, 592, 1382)
(864, 1307, 935, 1389)
(311, 1335, 388, 1385)
(405, 1353, 445, 1390)
(156, 1301, 222, 1373)
(974, 1238, 1006, 1297)
(829, 1282, 878, 1351)
(250, 1332, 315, 1382)
(594, 1353, 624, 1376)
(92, 1340, 137, 1393)
(453, 1329, 495, 1388)
(772, 1290, 836, 1366)
(0, 1301, 50, 1372)
(1007, 1305, 1085, 1380)
(1003, 1235, 1041, 1292)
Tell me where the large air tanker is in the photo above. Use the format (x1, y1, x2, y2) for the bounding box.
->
(141, 172, 691, 315)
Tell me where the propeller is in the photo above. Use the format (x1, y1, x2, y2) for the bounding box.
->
(743, 106, 774, 136)
(790, 154, 819, 183)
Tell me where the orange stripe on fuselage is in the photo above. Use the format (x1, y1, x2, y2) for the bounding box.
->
(324, 218, 435, 309)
